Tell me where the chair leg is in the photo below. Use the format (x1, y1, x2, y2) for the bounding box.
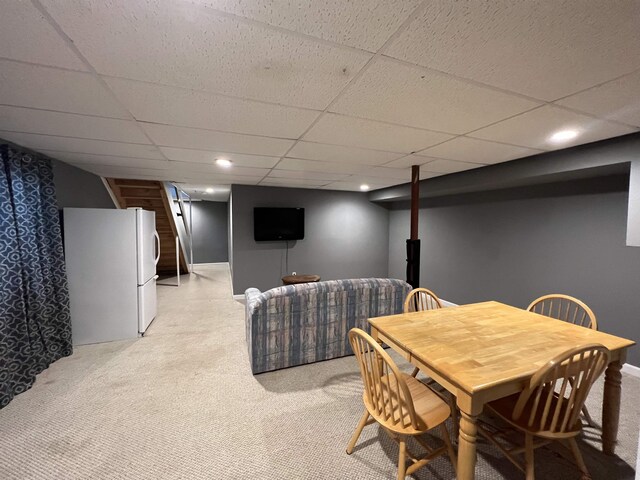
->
(581, 404, 598, 428)
(567, 437, 591, 479)
(397, 436, 407, 480)
(346, 410, 370, 454)
(524, 433, 535, 480)
(448, 393, 459, 438)
(440, 424, 458, 476)
(410, 366, 419, 377)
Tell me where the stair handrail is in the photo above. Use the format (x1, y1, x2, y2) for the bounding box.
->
(171, 184, 194, 273)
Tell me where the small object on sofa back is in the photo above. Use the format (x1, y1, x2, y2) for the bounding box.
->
(245, 278, 411, 374)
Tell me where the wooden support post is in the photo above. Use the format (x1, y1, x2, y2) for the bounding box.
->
(411, 165, 419, 240)
(406, 165, 421, 289)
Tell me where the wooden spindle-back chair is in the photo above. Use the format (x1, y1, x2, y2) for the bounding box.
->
(346, 328, 457, 480)
(527, 294, 597, 330)
(479, 344, 610, 479)
(527, 294, 599, 426)
(404, 287, 443, 313)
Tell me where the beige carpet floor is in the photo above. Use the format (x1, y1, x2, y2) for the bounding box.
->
(0, 264, 637, 479)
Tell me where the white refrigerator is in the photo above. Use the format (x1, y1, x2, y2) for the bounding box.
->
(63, 207, 160, 345)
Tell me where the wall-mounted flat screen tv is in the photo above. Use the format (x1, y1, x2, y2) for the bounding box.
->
(254, 207, 304, 241)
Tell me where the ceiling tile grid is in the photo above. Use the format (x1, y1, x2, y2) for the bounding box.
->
(105, 77, 321, 139)
(469, 105, 638, 150)
(418, 136, 543, 165)
(40, 0, 373, 110)
(159, 147, 280, 168)
(37, 151, 171, 170)
(0, 61, 129, 118)
(0, 0, 638, 198)
(286, 141, 404, 165)
(384, 2, 640, 101)
(140, 123, 294, 157)
(198, 0, 423, 51)
(555, 70, 640, 128)
(275, 157, 366, 175)
(329, 57, 542, 134)
(0, 131, 164, 160)
(265, 169, 349, 182)
(0, 1, 87, 71)
(0, 105, 149, 144)
(302, 113, 453, 153)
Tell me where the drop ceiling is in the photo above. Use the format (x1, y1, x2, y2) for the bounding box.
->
(1, 0, 639, 200)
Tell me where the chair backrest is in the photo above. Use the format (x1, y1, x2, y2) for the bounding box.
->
(513, 344, 610, 436)
(348, 328, 420, 430)
(527, 294, 597, 330)
(404, 288, 443, 313)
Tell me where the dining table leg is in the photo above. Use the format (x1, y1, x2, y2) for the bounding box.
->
(457, 395, 480, 480)
(602, 359, 623, 455)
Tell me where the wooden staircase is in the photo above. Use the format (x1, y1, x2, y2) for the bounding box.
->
(106, 179, 188, 275)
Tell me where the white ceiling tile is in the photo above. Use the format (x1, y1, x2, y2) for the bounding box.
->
(330, 58, 541, 134)
(318, 183, 368, 192)
(276, 158, 363, 175)
(302, 113, 453, 153)
(140, 123, 294, 156)
(106, 77, 319, 138)
(287, 141, 401, 165)
(175, 183, 230, 201)
(259, 178, 328, 188)
(160, 147, 279, 168)
(198, 0, 422, 51)
(42, 0, 372, 109)
(0, 2, 86, 70)
(0, 106, 149, 144)
(40, 150, 170, 170)
(321, 178, 401, 191)
(555, 71, 640, 127)
(267, 169, 349, 182)
(381, 154, 443, 169)
(419, 158, 487, 175)
(166, 161, 270, 178)
(349, 166, 414, 181)
(178, 175, 261, 185)
(0, 61, 129, 118)
(0, 132, 164, 159)
(470, 105, 638, 150)
(71, 164, 169, 178)
(385, 2, 640, 101)
(419, 137, 542, 165)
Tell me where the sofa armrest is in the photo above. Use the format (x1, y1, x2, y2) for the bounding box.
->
(244, 287, 262, 316)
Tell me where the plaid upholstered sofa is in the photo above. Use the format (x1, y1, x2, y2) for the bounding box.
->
(245, 278, 411, 374)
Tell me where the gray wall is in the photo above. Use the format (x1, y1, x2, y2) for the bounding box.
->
(191, 200, 229, 263)
(628, 161, 640, 246)
(388, 179, 640, 366)
(231, 184, 390, 294)
(51, 159, 114, 209)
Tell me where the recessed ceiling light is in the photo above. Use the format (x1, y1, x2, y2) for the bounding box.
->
(205, 187, 214, 194)
(360, 184, 370, 191)
(215, 158, 232, 167)
(549, 129, 579, 143)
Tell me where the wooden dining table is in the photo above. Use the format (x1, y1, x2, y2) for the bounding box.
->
(368, 301, 635, 480)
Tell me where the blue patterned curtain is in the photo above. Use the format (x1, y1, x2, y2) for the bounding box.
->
(0, 144, 72, 408)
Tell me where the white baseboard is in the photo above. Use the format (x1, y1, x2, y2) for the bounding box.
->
(622, 363, 640, 378)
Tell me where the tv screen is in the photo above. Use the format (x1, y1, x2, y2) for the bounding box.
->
(254, 207, 305, 241)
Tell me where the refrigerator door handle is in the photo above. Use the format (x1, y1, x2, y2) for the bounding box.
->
(153, 231, 161, 265)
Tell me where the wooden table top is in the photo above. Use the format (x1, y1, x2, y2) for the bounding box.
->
(369, 301, 635, 396)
